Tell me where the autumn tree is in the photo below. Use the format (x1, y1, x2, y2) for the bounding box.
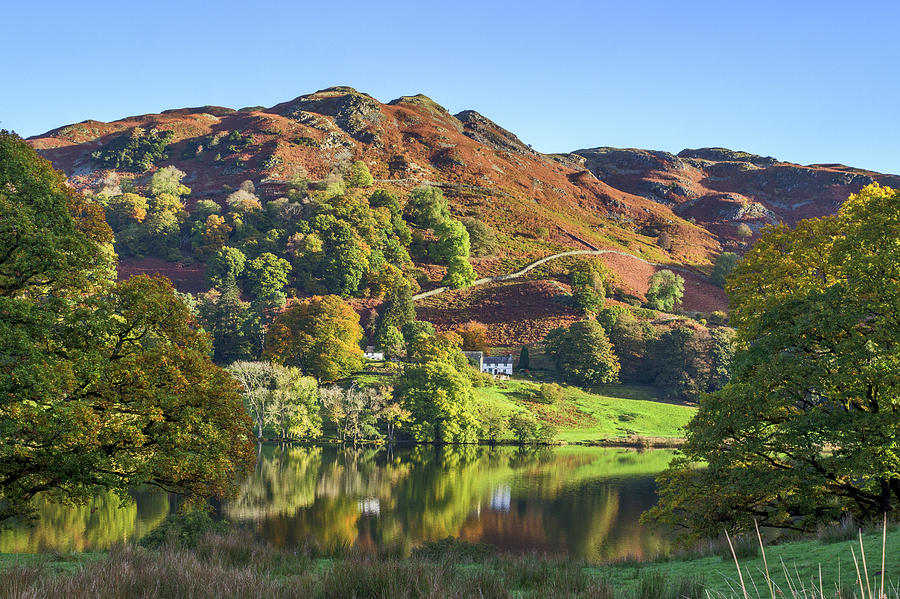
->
(348, 160, 374, 187)
(456, 320, 489, 352)
(265, 295, 364, 382)
(647, 184, 900, 537)
(0, 131, 255, 522)
(462, 217, 499, 257)
(148, 165, 191, 200)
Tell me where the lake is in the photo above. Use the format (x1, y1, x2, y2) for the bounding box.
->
(1, 445, 675, 563)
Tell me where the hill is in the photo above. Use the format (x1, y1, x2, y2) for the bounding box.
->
(26, 86, 900, 344)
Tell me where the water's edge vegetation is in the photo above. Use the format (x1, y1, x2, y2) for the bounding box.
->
(3, 522, 897, 599)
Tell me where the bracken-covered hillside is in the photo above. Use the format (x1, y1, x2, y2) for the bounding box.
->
(27, 86, 899, 343)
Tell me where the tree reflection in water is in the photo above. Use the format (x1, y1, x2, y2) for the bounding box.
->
(5, 445, 673, 561)
(226, 444, 674, 562)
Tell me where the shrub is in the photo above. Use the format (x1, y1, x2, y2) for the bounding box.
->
(537, 382, 564, 404)
(139, 511, 230, 549)
(509, 412, 540, 443)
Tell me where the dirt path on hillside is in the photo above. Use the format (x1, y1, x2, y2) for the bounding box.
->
(411, 249, 705, 302)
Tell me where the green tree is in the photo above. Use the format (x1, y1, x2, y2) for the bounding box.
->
(518, 346, 530, 371)
(193, 199, 221, 220)
(651, 326, 711, 401)
(429, 219, 470, 263)
(265, 295, 364, 382)
(402, 321, 435, 356)
(645, 269, 684, 312)
(205, 246, 247, 290)
(90, 127, 174, 172)
(647, 184, 900, 537)
(246, 252, 291, 302)
(442, 255, 476, 289)
(707, 326, 735, 392)
(348, 160, 374, 187)
(2, 132, 254, 524)
(404, 185, 449, 229)
(570, 260, 606, 313)
(480, 406, 509, 444)
(709, 251, 739, 288)
(148, 166, 190, 200)
(374, 324, 404, 357)
(394, 360, 480, 443)
(196, 287, 260, 363)
(605, 309, 656, 384)
(509, 412, 540, 444)
(374, 282, 416, 343)
(320, 221, 368, 297)
(544, 320, 620, 385)
(268, 366, 321, 440)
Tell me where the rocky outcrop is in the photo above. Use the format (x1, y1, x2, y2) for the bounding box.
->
(574, 147, 685, 177)
(454, 110, 538, 157)
(271, 86, 385, 144)
(678, 147, 777, 167)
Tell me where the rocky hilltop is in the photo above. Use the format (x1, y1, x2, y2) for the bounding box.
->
(26, 86, 899, 341)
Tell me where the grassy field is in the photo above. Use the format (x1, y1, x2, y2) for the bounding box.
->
(474, 379, 696, 443)
(597, 523, 900, 597)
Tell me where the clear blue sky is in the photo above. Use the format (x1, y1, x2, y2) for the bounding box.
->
(2, 0, 898, 174)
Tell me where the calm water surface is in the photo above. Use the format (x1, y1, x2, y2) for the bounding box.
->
(2, 445, 675, 562)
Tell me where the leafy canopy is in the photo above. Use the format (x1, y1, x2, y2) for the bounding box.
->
(647, 184, 900, 537)
(544, 320, 620, 385)
(265, 295, 364, 382)
(645, 269, 684, 312)
(0, 131, 255, 523)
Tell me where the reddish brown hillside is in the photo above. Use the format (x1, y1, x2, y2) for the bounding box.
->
(26, 86, 897, 344)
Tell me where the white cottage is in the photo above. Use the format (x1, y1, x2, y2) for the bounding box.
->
(482, 355, 514, 377)
(363, 346, 384, 361)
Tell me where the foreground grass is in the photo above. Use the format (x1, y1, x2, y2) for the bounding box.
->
(596, 524, 900, 597)
(474, 380, 696, 443)
(4, 525, 897, 598)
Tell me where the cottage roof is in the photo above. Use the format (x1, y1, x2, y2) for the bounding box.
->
(483, 355, 513, 365)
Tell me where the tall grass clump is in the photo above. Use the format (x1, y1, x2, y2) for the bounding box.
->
(718, 517, 898, 599)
